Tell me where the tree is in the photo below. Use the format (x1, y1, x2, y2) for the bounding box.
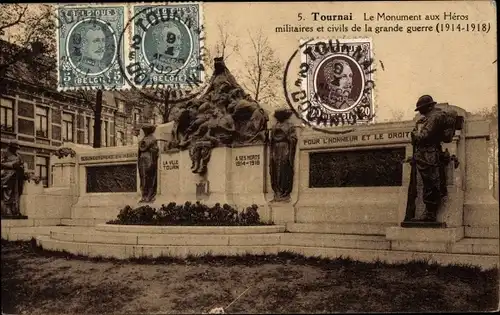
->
(212, 21, 239, 62)
(0, 4, 57, 81)
(383, 109, 405, 122)
(118, 89, 169, 124)
(239, 29, 283, 107)
(72, 89, 103, 148)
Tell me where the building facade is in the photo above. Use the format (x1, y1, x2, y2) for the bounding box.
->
(0, 40, 163, 187)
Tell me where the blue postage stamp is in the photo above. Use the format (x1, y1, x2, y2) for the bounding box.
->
(129, 3, 203, 88)
(57, 5, 125, 90)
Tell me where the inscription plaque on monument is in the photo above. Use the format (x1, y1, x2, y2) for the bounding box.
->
(309, 148, 406, 188)
(86, 164, 137, 193)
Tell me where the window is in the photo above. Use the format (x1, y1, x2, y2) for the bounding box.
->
(35, 156, 49, 187)
(0, 98, 14, 132)
(116, 131, 124, 146)
(102, 121, 108, 147)
(62, 113, 74, 142)
(133, 109, 141, 124)
(84, 117, 92, 144)
(116, 99, 125, 112)
(35, 106, 49, 138)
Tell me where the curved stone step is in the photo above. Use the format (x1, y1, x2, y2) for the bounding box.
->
(280, 233, 390, 250)
(36, 236, 279, 259)
(95, 223, 286, 234)
(35, 236, 499, 270)
(2, 226, 91, 241)
(285, 223, 392, 236)
(451, 238, 499, 255)
(49, 230, 390, 250)
(50, 230, 282, 246)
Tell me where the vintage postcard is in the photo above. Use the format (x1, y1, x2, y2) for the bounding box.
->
(0, 1, 498, 314)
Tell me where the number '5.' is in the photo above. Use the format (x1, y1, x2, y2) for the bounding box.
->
(297, 13, 303, 21)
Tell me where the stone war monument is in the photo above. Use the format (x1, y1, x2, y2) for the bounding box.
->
(403, 95, 463, 228)
(5, 60, 496, 271)
(1, 140, 28, 219)
(160, 57, 271, 213)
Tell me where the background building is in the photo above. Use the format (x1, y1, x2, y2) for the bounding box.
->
(0, 39, 159, 187)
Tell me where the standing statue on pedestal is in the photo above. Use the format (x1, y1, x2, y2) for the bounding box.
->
(1, 141, 25, 217)
(270, 109, 297, 202)
(405, 95, 459, 223)
(138, 124, 159, 203)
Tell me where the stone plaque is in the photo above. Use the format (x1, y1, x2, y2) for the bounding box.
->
(86, 164, 137, 193)
(196, 181, 210, 199)
(309, 147, 406, 188)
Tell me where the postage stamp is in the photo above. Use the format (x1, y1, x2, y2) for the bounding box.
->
(56, 5, 126, 91)
(283, 38, 375, 130)
(127, 3, 204, 89)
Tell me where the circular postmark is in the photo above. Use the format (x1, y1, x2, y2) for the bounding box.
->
(283, 38, 376, 132)
(117, 3, 209, 105)
(66, 18, 118, 76)
(142, 18, 193, 74)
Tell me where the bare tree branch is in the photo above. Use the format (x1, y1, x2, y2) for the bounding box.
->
(211, 20, 239, 61)
(0, 4, 28, 33)
(238, 28, 283, 107)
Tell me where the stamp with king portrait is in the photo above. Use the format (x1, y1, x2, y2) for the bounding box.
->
(284, 38, 376, 130)
(127, 2, 204, 89)
(56, 5, 126, 91)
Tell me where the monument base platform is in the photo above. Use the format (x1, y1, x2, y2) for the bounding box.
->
(0, 224, 497, 270)
(386, 226, 464, 242)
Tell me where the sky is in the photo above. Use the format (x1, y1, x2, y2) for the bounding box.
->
(2, 1, 497, 121)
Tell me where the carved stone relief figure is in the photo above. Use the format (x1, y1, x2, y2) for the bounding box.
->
(1, 141, 25, 217)
(167, 58, 269, 173)
(138, 124, 159, 203)
(269, 109, 297, 202)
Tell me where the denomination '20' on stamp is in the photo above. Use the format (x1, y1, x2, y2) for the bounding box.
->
(130, 3, 203, 88)
(300, 38, 375, 125)
(57, 5, 125, 90)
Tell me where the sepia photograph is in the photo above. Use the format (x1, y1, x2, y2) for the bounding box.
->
(1, 1, 498, 314)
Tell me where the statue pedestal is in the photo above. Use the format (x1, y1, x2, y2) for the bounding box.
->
(269, 201, 295, 224)
(400, 135, 464, 228)
(158, 145, 270, 221)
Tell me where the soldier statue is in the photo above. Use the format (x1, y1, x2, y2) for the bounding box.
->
(1, 140, 25, 217)
(407, 95, 457, 223)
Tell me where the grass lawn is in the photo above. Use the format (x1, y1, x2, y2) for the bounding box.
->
(1, 239, 498, 314)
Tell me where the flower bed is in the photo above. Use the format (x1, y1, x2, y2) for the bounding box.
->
(107, 202, 273, 226)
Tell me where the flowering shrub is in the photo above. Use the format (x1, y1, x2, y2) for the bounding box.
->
(107, 202, 273, 226)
